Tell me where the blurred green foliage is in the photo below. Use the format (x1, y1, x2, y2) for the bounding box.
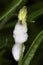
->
(0, 0, 43, 65)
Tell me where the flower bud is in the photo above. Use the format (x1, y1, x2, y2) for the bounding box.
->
(13, 23, 28, 44)
(12, 43, 25, 61)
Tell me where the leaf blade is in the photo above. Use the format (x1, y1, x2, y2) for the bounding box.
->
(22, 31, 43, 65)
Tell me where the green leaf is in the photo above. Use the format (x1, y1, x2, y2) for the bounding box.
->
(28, 8, 43, 22)
(22, 30, 43, 65)
(27, 2, 43, 23)
(0, 0, 22, 20)
(0, 18, 16, 29)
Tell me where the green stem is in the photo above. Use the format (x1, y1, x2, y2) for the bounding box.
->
(18, 44, 23, 65)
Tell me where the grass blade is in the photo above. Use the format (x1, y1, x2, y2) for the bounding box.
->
(22, 30, 43, 65)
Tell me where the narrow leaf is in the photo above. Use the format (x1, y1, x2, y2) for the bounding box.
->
(22, 30, 43, 65)
(0, 0, 22, 20)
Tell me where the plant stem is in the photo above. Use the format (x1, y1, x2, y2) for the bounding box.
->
(18, 44, 23, 65)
